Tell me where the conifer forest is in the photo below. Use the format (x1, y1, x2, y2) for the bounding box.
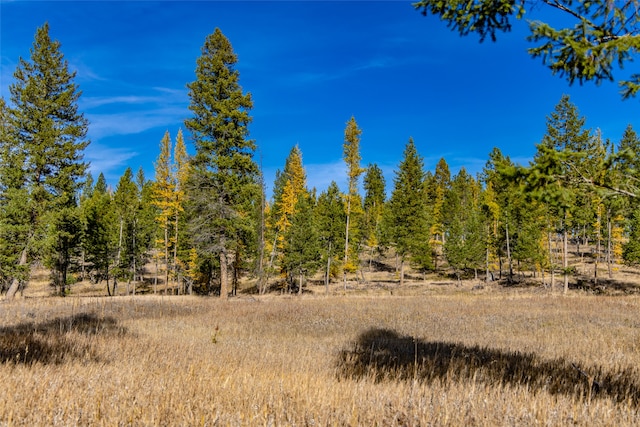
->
(3, 22, 640, 300)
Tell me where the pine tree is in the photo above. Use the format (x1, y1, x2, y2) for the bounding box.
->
(113, 167, 140, 292)
(444, 169, 485, 281)
(507, 95, 596, 293)
(424, 158, 450, 271)
(185, 28, 259, 298)
(4, 23, 89, 298)
(386, 138, 430, 285)
(316, 181, 346, 294)
(0, 97, 31, 293)
(82, 173, 117, 295)
(343, 117, 364, 288)
(134, 167, 159, 291)
(281, 193, 321, 294)
(362, 164, 386, 272)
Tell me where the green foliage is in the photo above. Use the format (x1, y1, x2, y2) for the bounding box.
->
(386, 138, 431, 270)
(316, 181, 346, 283)
(414, 0, 524, 42)
(362, 163, 386, 250)
(2, 23, 89, 296)
(81, 174, 117, 285)
(184, 28, 259, 296)
(413, 0, 640, 99)
(281, 193, 321, 290)
(443, 169, 485, 277)
(623, 208, 640, 265)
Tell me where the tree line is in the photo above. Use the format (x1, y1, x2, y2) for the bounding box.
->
(2, 23, 640, 299)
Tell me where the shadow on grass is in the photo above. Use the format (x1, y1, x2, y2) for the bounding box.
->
(337, 328, 640, 406)
(0, 313, 125, 365)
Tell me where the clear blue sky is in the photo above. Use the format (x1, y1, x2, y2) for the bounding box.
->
(2, 1, 640, 197)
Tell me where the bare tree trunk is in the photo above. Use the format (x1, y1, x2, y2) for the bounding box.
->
(257, 175, 266, 294)
(548, 230, 555, 292)
(343, 194, 351, 292)
(485, 245, 491, 283)
(595, 210, 601, 285)
(220, 249, 229, 299)
(154, 253, 158, 295)
(399, 257, 405, 286)
(263, 232, 279, 295)
(505, 222, 512, 280)
(607, 213, 613, 279)
(563, 217, 569, 295)
(325, 241, 332, 296)
(5, 247, 28, 300)
(164, 223, 169, 295)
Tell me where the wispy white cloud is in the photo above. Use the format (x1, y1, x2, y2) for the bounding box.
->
(69, 58, 108, 83)
(85, 142, 139, 182)
(305, 160, 348, 193)
(0, 56, 17, 99)
(86, 106, 185, 139)
(81, 95, 168, 109)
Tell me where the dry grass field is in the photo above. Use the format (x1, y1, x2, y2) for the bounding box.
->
(1, 277, 640, 426)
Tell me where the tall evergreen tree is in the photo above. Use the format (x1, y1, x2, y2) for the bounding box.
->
(281, 193, 321, 294)
(444, 168, 485, 281)
(506, 95, 596, 292)
(185, 28, 259, 298)
(3, 23, 89, 298)
(425, 158, 450, 270)
(82, 173, 117, 295)
(316, 181, 346, 293)
(113, 167, 139, 290)
(385, 138, 431, 285)
(362, 163, 386, 271)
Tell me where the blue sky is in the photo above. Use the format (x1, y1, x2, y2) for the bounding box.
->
(2, 1, 640, 198)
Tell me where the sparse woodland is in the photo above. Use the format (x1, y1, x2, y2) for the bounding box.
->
(3, 24, 640, 299)
(4, 19, 640, 426)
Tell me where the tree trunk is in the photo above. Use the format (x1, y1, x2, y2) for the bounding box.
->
(220, 250, 229, 299)
(548, 230, 555, 292)
(505, 222, 513, 280)
(258, 180, 266, 294)
(485, 245, 491, 283)
(174, 210, 179, 292)
(154, 253, 158, 295)
(343, 194, 351, 292)
(607, 213, 613, 279)
(595, 210, 601, 285)
(5, 247, 28, 300)
(164, 223, 169, 295)
(563, 221, 569, 295)
(399, 257, 405, 286)
(325, 242, 332, 296)
(263, 232, 279, 295)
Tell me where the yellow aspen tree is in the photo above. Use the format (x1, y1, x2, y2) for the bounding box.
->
(269, 146, 307, 281)
(152, 130, 176, 295)
(343, 117, 364, 290)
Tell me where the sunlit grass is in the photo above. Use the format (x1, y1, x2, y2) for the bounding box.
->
(1, 292, 639, 425)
